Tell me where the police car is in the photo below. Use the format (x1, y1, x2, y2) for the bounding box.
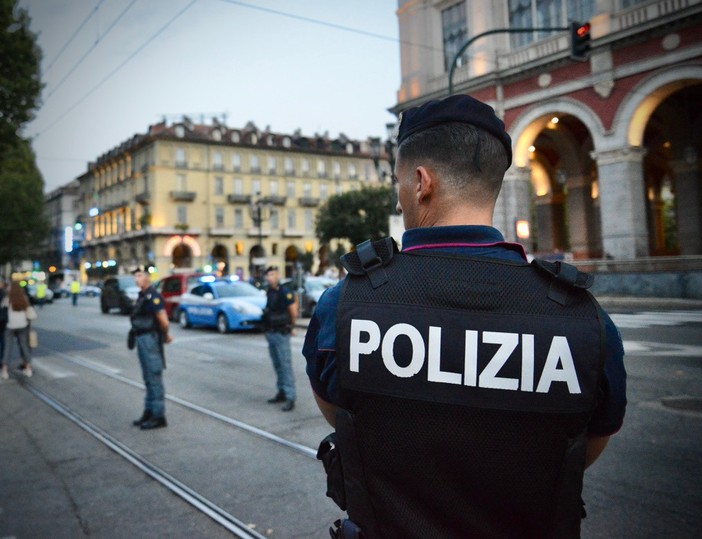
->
(177, 277, 266, 333)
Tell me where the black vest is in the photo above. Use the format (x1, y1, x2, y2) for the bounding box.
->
(130, 287, 157, 334)
(334, 240, 605, 539)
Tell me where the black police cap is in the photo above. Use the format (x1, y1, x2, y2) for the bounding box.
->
(130, 264, 149, 274)
(397, 94, 512, 164)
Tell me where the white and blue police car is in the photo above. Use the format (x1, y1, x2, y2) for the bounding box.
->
(177, 277, 266, 333)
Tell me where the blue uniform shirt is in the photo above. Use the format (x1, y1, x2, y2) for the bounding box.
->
(303, 226, 626, 436)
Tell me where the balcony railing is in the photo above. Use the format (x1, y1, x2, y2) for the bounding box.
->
(135, 192, 150, 205)
(227, 194, 251, 204)
(299, 197, 320, 207)
(169, 191, 196, 202)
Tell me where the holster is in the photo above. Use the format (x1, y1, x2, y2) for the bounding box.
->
(316, 433, 346, 510)
(329, 519, 364, 539)
(127, 329, 136, 350)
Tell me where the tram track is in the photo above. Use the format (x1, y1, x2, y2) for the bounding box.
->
(22, 379, 267, 539)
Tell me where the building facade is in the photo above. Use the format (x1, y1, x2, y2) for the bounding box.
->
(392, 0, 702, 260)
(43, 180, 80, 272)
(75, 119, 388, 281)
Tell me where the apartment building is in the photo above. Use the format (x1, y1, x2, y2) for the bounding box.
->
(393, 0, 702, 259)
(75, 118, 387, 280)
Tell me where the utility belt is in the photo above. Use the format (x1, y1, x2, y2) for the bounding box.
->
(132, 328, 157, 336)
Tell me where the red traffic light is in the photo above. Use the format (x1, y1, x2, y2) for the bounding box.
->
(569, 21, 591, 62)
(576, 23, 590, 38)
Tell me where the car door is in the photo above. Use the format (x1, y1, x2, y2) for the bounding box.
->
(187, 285, 216, 325)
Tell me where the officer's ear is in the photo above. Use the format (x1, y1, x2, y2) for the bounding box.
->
(415, 165, 436, 204)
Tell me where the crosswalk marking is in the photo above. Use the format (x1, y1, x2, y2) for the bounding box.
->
(610, 311, 702, 329)
(623, 341, 702, 357)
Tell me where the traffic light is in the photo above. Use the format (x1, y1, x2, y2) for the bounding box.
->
(569, 21, 591, 61)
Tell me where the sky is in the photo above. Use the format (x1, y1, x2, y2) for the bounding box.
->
(18, 0, 401, 193)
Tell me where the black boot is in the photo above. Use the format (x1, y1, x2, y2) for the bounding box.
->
(132, 411, 152, 426)
(140, 417, 167, 430)
(282, 400, 295, 412)
(267, 391, 286, 404)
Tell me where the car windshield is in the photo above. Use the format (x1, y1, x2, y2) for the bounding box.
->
(214, 282, 263, 298)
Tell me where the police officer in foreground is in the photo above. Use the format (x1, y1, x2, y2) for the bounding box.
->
(303, 94, 627, 538)
(129, 265, 172, 430)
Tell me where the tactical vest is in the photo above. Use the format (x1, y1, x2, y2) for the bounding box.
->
(130, 288, 157, 334)
(333, 239, 605, 539)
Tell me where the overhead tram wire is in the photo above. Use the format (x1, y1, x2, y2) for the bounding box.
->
(43, 0, 106, 75)
(46, 0, 139, 100)
(33, 0, 198, 141)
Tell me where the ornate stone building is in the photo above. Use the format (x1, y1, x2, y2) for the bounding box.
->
(392, 0, 702, 260)
(75, 118, 388, 280)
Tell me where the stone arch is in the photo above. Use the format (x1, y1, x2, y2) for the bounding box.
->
(284, 244, 300, 279)
(611, 64, 702, 148)
(211, 243, 229, 275)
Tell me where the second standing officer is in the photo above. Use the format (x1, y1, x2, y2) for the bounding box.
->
(129, 265, 172, 429)
(263, 266, 297, 411)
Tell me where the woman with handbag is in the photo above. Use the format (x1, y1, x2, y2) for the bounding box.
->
(1, 280, 38, 379)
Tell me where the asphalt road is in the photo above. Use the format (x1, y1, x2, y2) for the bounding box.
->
(1, 295, 700, 538)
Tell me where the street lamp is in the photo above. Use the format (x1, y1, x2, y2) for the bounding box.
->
(248, 193, 271, 284)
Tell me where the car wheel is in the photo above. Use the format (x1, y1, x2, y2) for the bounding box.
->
(216, 313, 229, 334)
(101, 301, 109, 314)
(179, 310, 190, 329)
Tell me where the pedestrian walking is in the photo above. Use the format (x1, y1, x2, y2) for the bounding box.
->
(35, 281, 47, 308)
(263, 266, 297, 412)
(129, 265, 171, 430)
(303, 94, 627, 538)
(1, 280, 38, 379)
(70, 279, 80, 306)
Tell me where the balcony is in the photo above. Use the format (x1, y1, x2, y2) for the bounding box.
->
(227, 194, 251, 204)
(267, 195, 287, 206)
(298, 197, 320, 207)
(135, 191, 150, 205)
(209, 227, 235, 237)
(169, 191, 196, 202)
(283, 228, 305, 238)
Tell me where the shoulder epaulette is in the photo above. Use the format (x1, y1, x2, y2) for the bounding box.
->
(531, 259, 594, 305)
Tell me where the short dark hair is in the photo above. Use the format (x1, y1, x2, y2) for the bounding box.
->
(264, 266, 279, 274)
(397, 122, 509, 204)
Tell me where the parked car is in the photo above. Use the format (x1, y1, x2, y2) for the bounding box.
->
(101, 275, 138, 314)
(81, 284, 102, 297)
(50, 286, 70, 299)
(177, 280, 266, 333)
(25, 284, 54, 305)
(298, 277, 337, 317)
(154, 273, 209, 320)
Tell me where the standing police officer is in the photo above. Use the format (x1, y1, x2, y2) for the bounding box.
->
(303, 94, 627, 538)
(129, 265, 172, 430)
(263, 266, 297, 412)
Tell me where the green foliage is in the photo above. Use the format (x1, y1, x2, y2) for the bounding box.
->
(315, 185, 393, 246)
(0, 0, 43, 143)
(0, 137, 49, 265)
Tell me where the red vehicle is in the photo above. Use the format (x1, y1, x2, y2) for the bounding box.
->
(155, 273, 208, 320)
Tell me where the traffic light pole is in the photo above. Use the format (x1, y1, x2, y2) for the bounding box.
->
(447, 27, 569, 96)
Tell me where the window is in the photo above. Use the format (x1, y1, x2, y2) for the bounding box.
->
(287, 181, 296, 198)
(317, 160, 326, 177)
(304, 210, 313, 232)
(267, 156, 277, 174)
(233, 178, 243, 194)
(214, 176, 224, 195)
(215, 206, 224, 227)
(175, 147, 186, 167)
(177, 206, 187, 224)
(176, 174, 187, 191)
(320, 183, 328, 201)
(509, 0, 594, 48)
(301, 158, 310, 175)
(284, 157, 294, 174)
(234, 208, 243, 228)
(232, 153, 241, 171)
(335, 183, 343, 195)
(270, 208, 279, 229)
(213, 151, 223, 170)
(567, 0, 594, 23)
(303, 182, 312, 198)
(231, 131, 240, 143)
(252, 179, 261, 196)
(442, 2, 468, 71)
(333, 161, 341, 179)
(348, 163, 357, 179)
(535, 0, 563, 39)
(287, 209, 297, 229)
(270, 179, 279, 196)
(250, 154, 260, 173)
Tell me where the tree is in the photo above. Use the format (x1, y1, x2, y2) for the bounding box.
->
(315, 185, 393, 247)
(0, 0, 46, 269)
(0, 138, 49, 265)
(0, 0, 42, 143)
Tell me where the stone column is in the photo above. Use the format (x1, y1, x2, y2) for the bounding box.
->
(591, 146, 649, 259)
(567, 174, 601, 258)
(671, 157, 702, 255)
(496, 167, 532, 250)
